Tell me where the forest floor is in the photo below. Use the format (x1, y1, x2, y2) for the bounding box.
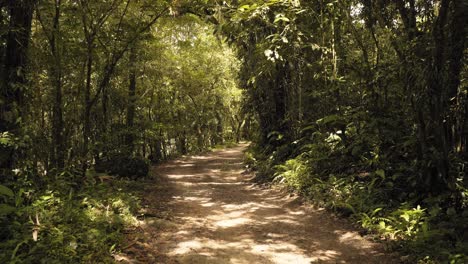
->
(117, 143, 399, 263)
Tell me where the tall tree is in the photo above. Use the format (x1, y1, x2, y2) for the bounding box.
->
(0, 0, 36, 176)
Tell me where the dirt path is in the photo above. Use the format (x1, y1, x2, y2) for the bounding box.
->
(120, 144, 397, 263)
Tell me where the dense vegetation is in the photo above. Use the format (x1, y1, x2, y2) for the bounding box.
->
(0, 0, 466, 263)
(217, 0, 467, 262)
(0, 1, 243, 262)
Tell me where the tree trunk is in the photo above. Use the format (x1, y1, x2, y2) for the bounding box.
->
(49, 0, 65, 169)
(215, 111, 224, 145)
(82, 42, 93, 175)
(447, 0, 467, 155)
(178, 131, 188, 155)
(126, 45, 137, 152)
(0, 0, 36, 174)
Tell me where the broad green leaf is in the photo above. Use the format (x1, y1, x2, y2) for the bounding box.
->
(400, 213, 410, 222)
(317, 114, 342, 125)
(239, 5, 250, 11)
(0, 185, 14, 197)
(379, 221, 386, 228)
(375, 169, 385, 179)
(0, 133, 13, 146)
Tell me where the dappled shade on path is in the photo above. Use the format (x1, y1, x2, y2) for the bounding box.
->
(120, 144, 397, 263)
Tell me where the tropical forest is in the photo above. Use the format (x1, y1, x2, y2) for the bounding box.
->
(0, 0, 466, 263)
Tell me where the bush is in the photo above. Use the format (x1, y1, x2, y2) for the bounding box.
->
(96, 154, 150, 179)
(0, 170, 142, 263)
(250, 137, 468, 262)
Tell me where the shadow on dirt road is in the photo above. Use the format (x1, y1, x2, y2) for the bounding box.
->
(120, 144, 397, 264)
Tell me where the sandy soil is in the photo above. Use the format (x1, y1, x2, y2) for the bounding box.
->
(119, 144, 398, 263)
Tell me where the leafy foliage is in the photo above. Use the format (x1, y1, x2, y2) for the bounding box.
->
(222, 0, 467, 262)
(0, 1, 245, 262)
(0, 170, 141, 263)
(0, 0, 466, 262)
(97, 154, 150, 179)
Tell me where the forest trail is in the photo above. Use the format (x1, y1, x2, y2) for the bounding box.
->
(120, 144, 397, 264)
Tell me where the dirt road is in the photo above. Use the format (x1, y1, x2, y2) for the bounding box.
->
(120, 144, 397, 263)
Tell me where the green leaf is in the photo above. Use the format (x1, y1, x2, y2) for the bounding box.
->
(239, 5, 251, 11)
(317, 115, 340, 125)
(379, 221, 386, 228)
(0, 132, 13, 146)
(274, 15, 290, 24)
(0, 184, 14, 197)
(372, 207, 383, 216)
(310, 43, 321, 50)
(400, 213, 410, 222)
(375, 169, 385, 179)
(0, 204, 16, 215)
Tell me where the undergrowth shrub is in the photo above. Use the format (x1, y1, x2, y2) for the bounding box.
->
(212, 141, 238, 150)
(243, 151, 256, 168)
(248, 136, 468, 263)
(274, 158, 310, 191)
(0, 169, 142, 263)
(96, 154, 150, 179)
(358, 205, 428, 240)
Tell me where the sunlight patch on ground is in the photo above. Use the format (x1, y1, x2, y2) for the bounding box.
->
(178, 182, 195, 186)
(337, 231, 360, 242)
(309, 249, 341, 262)
(198, 182, 245, 186)
(221, 149, 238, 154)
(180, 163, 196, 167)
(288, 210, 306, 215)
(164, 162, 196, 167)
(172, 240, 205, 254)
(221, 175, 243, 181)
(201, 202, 217, 207)
(215, 217, 252, 228)
(207, 210, 245, 221)
(171, 238, 251, 255)
(176, 181, 245, 187)
(171, 238, 317, 264)
(184, 196, 211, 202)
(265, 233, 288, 239)
(263, 213, 305, 224)
(175, 230, 191, 235)
(166, 174, 197, 179)
(191, 156, 212, 160)
(254, 250, 314, 264)
(270, 218, 299, 225)
(336, 231, 373, 249)
(221, 202, 276, 210)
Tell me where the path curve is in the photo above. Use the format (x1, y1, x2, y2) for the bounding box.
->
(122, 144, 397, 263)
